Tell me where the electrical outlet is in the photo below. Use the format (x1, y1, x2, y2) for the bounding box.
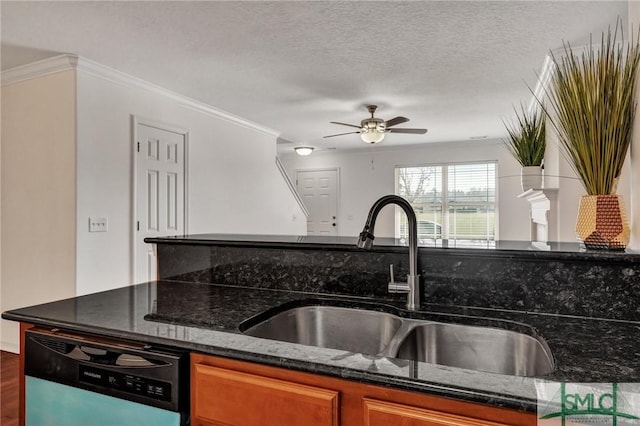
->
(89, 217, 108, 232)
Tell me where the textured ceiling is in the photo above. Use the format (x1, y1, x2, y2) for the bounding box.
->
(0, 1, 629, 153)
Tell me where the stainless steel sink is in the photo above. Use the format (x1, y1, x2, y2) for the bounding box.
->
(391, 323, 555, 376)
(240, 303, 554, 377)
(242, 306, 403, 355)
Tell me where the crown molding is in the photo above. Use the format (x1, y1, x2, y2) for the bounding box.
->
(1, 54, 78, 85)
(528, 53, 554, 113)
(1, 54, 279, 137)
(528, 44, 603, 113)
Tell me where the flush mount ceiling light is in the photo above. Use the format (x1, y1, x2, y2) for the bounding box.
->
(294, 146, 314, 156)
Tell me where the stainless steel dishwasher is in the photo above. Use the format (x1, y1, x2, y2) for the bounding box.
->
(24, 327, 189, 426)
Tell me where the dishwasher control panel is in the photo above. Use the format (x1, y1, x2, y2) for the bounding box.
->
(79, 364, 171, 402)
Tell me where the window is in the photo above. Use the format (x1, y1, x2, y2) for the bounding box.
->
(396, 162, 496, 245)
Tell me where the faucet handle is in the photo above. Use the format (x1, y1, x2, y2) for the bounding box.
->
(388, 264, 409, 293)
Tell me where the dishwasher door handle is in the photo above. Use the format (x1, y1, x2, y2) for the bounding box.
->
(67, 345, 158, 367)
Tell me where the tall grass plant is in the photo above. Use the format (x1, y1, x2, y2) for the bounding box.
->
(543, 22, 640, 195)
(502, 105, 546, 167)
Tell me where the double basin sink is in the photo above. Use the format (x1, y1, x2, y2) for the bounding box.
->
(239, 301, 554, 377)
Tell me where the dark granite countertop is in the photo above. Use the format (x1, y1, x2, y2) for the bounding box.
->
(145, 233, 640, 263)
(4, 281, 640, 413)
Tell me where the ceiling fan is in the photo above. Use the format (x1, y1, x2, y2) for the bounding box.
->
(324, 105, 427, 144)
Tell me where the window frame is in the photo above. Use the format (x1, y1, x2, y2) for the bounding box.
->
(394, 160, 499, 242)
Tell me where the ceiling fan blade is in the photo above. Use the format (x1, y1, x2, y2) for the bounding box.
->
(323, 131, 361, 138)
(388, 128, 428, 134)
(385, 116, 410, 127)
(330, 121, 362, 129)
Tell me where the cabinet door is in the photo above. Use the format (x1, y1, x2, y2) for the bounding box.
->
(364, 398, 513, 426)
(193, 363, 339, 426)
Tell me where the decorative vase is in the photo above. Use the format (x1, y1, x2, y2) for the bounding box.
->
(576, 194, 629, 250)
(521, 166, 543, 192)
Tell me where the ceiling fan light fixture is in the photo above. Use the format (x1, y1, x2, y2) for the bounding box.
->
(360, 131, 385, 144)
(325, 105, 426, 143)
(294, 146, 315, 156)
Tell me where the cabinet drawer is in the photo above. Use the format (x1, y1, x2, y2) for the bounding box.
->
(364, 398, 512, 426)
(193, 363, 339, 426)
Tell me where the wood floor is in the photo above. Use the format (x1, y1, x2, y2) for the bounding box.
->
(1, 351, 19, 426)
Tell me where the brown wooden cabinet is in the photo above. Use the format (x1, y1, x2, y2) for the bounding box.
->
(363, 398, 513, 426)
(191, 353, 536, 426)
(192, 362, 338, 426)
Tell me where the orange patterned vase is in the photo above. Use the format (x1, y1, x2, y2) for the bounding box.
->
(576, 195, 630, 250)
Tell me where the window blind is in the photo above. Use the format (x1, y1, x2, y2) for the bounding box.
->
(396, 162, 496, 243)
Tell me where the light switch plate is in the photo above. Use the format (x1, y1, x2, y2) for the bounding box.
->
(89, 217, 108, 232)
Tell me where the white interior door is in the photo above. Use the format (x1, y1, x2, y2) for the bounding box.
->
(296, 169, 338, 235)
(135, 123, 186, 283)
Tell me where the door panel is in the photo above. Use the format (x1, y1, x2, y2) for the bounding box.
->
(136, 123, 186, 283)
(26, 376, 180, 426)
(167, 172, 178, 231)
(147, 170, 159, 231)
(296, 169, 338, 236)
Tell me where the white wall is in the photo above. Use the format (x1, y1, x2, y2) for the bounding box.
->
(0, 86, 2, 350)
(1, 59, 306, 352)
(282, 135, 616, 243)
(280, 139, 533, 241)
(1, 71, 78, 352)
(75, 70, 305, 296)
(541, 111, 586, 243)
